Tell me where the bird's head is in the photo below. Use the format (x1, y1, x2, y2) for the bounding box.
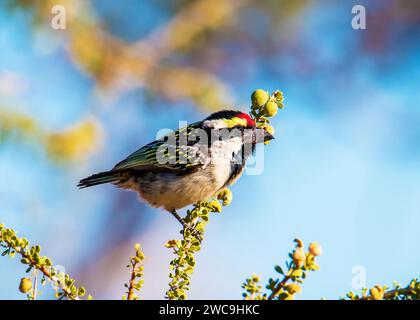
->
(203, 110, 275, 144)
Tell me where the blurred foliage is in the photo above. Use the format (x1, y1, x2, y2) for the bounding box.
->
(6, 0, 357, 111)
(3, 0, 420, 162)
(7, 0, 243, 110)
(0, 0, 305, 168)
(46, 119, 101, 163)
(0, 109, 101, 164)
(0, 109, 39, 144)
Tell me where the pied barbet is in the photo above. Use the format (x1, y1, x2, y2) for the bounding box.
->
(78, 110, 274, 231)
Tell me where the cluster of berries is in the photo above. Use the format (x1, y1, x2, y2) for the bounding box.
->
(250, 89, 284, 144)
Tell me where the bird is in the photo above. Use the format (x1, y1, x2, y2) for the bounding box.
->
(78, 110, 274, 232)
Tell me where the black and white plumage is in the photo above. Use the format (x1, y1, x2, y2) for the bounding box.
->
(78, 110, 274, 223)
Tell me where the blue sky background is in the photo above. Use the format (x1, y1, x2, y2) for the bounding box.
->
(1, 0, 419, 299)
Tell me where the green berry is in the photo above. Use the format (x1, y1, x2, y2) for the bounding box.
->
(263, 101, 278, 117)
(370, 286, 384, 300)
(308, 242, 322, 256)
(251, 89, 269, 108)
(19, 277, 32, 294)
(285, 283, 302, 294)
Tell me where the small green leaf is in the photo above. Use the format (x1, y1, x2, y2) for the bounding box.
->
(274, 265, 284, 275)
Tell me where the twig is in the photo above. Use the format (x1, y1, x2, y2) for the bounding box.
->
(244, 239, 321, 300)
(166, 198, 225, 300)
(15, 246, 80, 300)
(127, 268, 137, 300)
(125, 243, 145, 300)
(0, 225, 87, 300)
(268, 274, 292, 300)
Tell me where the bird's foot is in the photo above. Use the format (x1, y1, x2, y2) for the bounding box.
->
(182, 223, 203, 242)
(170, 209, 203, 241)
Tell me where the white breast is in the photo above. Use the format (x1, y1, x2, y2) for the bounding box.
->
(209, 136, 243, 187)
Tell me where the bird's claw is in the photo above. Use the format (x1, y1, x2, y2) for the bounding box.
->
(182, 223, 203, 241)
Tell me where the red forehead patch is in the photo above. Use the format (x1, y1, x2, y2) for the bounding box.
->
(237, 113, 256, 127)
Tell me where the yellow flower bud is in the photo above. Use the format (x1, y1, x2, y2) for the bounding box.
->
(294, 238, 304, 248)
(285, 283, 301, 294)
(165, 240, 178, 248)
(308, 242, 323, 257)
(264, 125, 275, 136)
(283, 293, 295, 300)
(251, 89, 269, 108)
(19, 277, 32, 294)
(209, 200, 222, 213)
(217, 188, 233, 206)
(251, 274, 260, 282)
(273, 90, 284, 104)
(370, 285, 384, 300)
(263, 101, 278, 117)
(292, 247, 306, 267)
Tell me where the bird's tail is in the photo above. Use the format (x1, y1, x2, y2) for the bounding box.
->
(78, 171, 122, 189)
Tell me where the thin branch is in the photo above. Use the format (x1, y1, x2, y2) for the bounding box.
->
(125, 244, 145, 301)
(126, 268, 137, 300)
(166, 198, 225, 300)
(15, 246, 80, 300)
(268, 274, 292, 300)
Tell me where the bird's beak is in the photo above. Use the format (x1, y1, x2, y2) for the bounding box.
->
(263, 130, 275, 142)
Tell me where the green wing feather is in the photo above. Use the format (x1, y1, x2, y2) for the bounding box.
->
(113, 122, 205, 172)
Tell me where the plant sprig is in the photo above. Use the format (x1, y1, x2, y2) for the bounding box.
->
(346, 279, 420, 300)
(165, 189, 231, 300)
(0, 223, 89, 300)
(243, 239, 322, 300)
(124, 243, 146, 300)
(249, 89, 284, 143)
